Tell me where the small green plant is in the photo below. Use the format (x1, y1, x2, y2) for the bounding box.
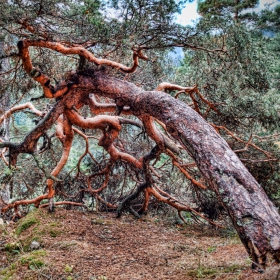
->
(1, 269, 16, 280)
(49, 229, 59, 237)
(207, 246, 216, 253)
(20, 250, 46, 270)
(4, 242, 21, 253)
(20, 257, 45, 270)
(31, 249, 47, 257)
(64, 264, 74, 273)
(188, 266, 219, 278)
(183, 212, 193, 223)
(9, 263, 17, 270)
(28, 259, 45, 270)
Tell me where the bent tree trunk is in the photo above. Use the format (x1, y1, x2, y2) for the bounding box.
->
(86, 72, 280, 267)
(140, 91, 280, 268)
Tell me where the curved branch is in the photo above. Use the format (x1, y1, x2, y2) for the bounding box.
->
(73, 127, 100, 168)
(45, 116, 74, 199)
(0, 102, 43, 125)
(18, 39, 148, 99)
(65, 109, 121, 131)
(2, 115, 74, 212)
(0, 147, 9, 166)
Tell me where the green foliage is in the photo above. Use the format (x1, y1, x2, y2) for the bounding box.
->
(258, 4, 280, 31)
(198, 0, 259, 20)
(174, 9, 280, 205)
(207, 245, 216, 253)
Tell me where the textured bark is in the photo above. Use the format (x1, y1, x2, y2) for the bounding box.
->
(75, 71, 280, 267)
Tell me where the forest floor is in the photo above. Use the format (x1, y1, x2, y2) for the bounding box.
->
(0, 208, 279, 280)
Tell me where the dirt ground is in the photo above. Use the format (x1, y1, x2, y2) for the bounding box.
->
(0, 208, 279, 280)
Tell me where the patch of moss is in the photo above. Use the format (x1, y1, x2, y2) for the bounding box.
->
(20, 250, 46, 270)
(49, 229, 60, 237)
(187, 267, 219, 278)
(33, 221, 62, 238)
(30, 249, 46, 257)
(17, 215, 63, 251)
(9, 263, 17, 270)
(0, 269, 16, 280)
(207, 246, 216, 253)
(223, 264, 244, 273)
(0, 224, 8, 235)
(16, 212, 39, 236)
